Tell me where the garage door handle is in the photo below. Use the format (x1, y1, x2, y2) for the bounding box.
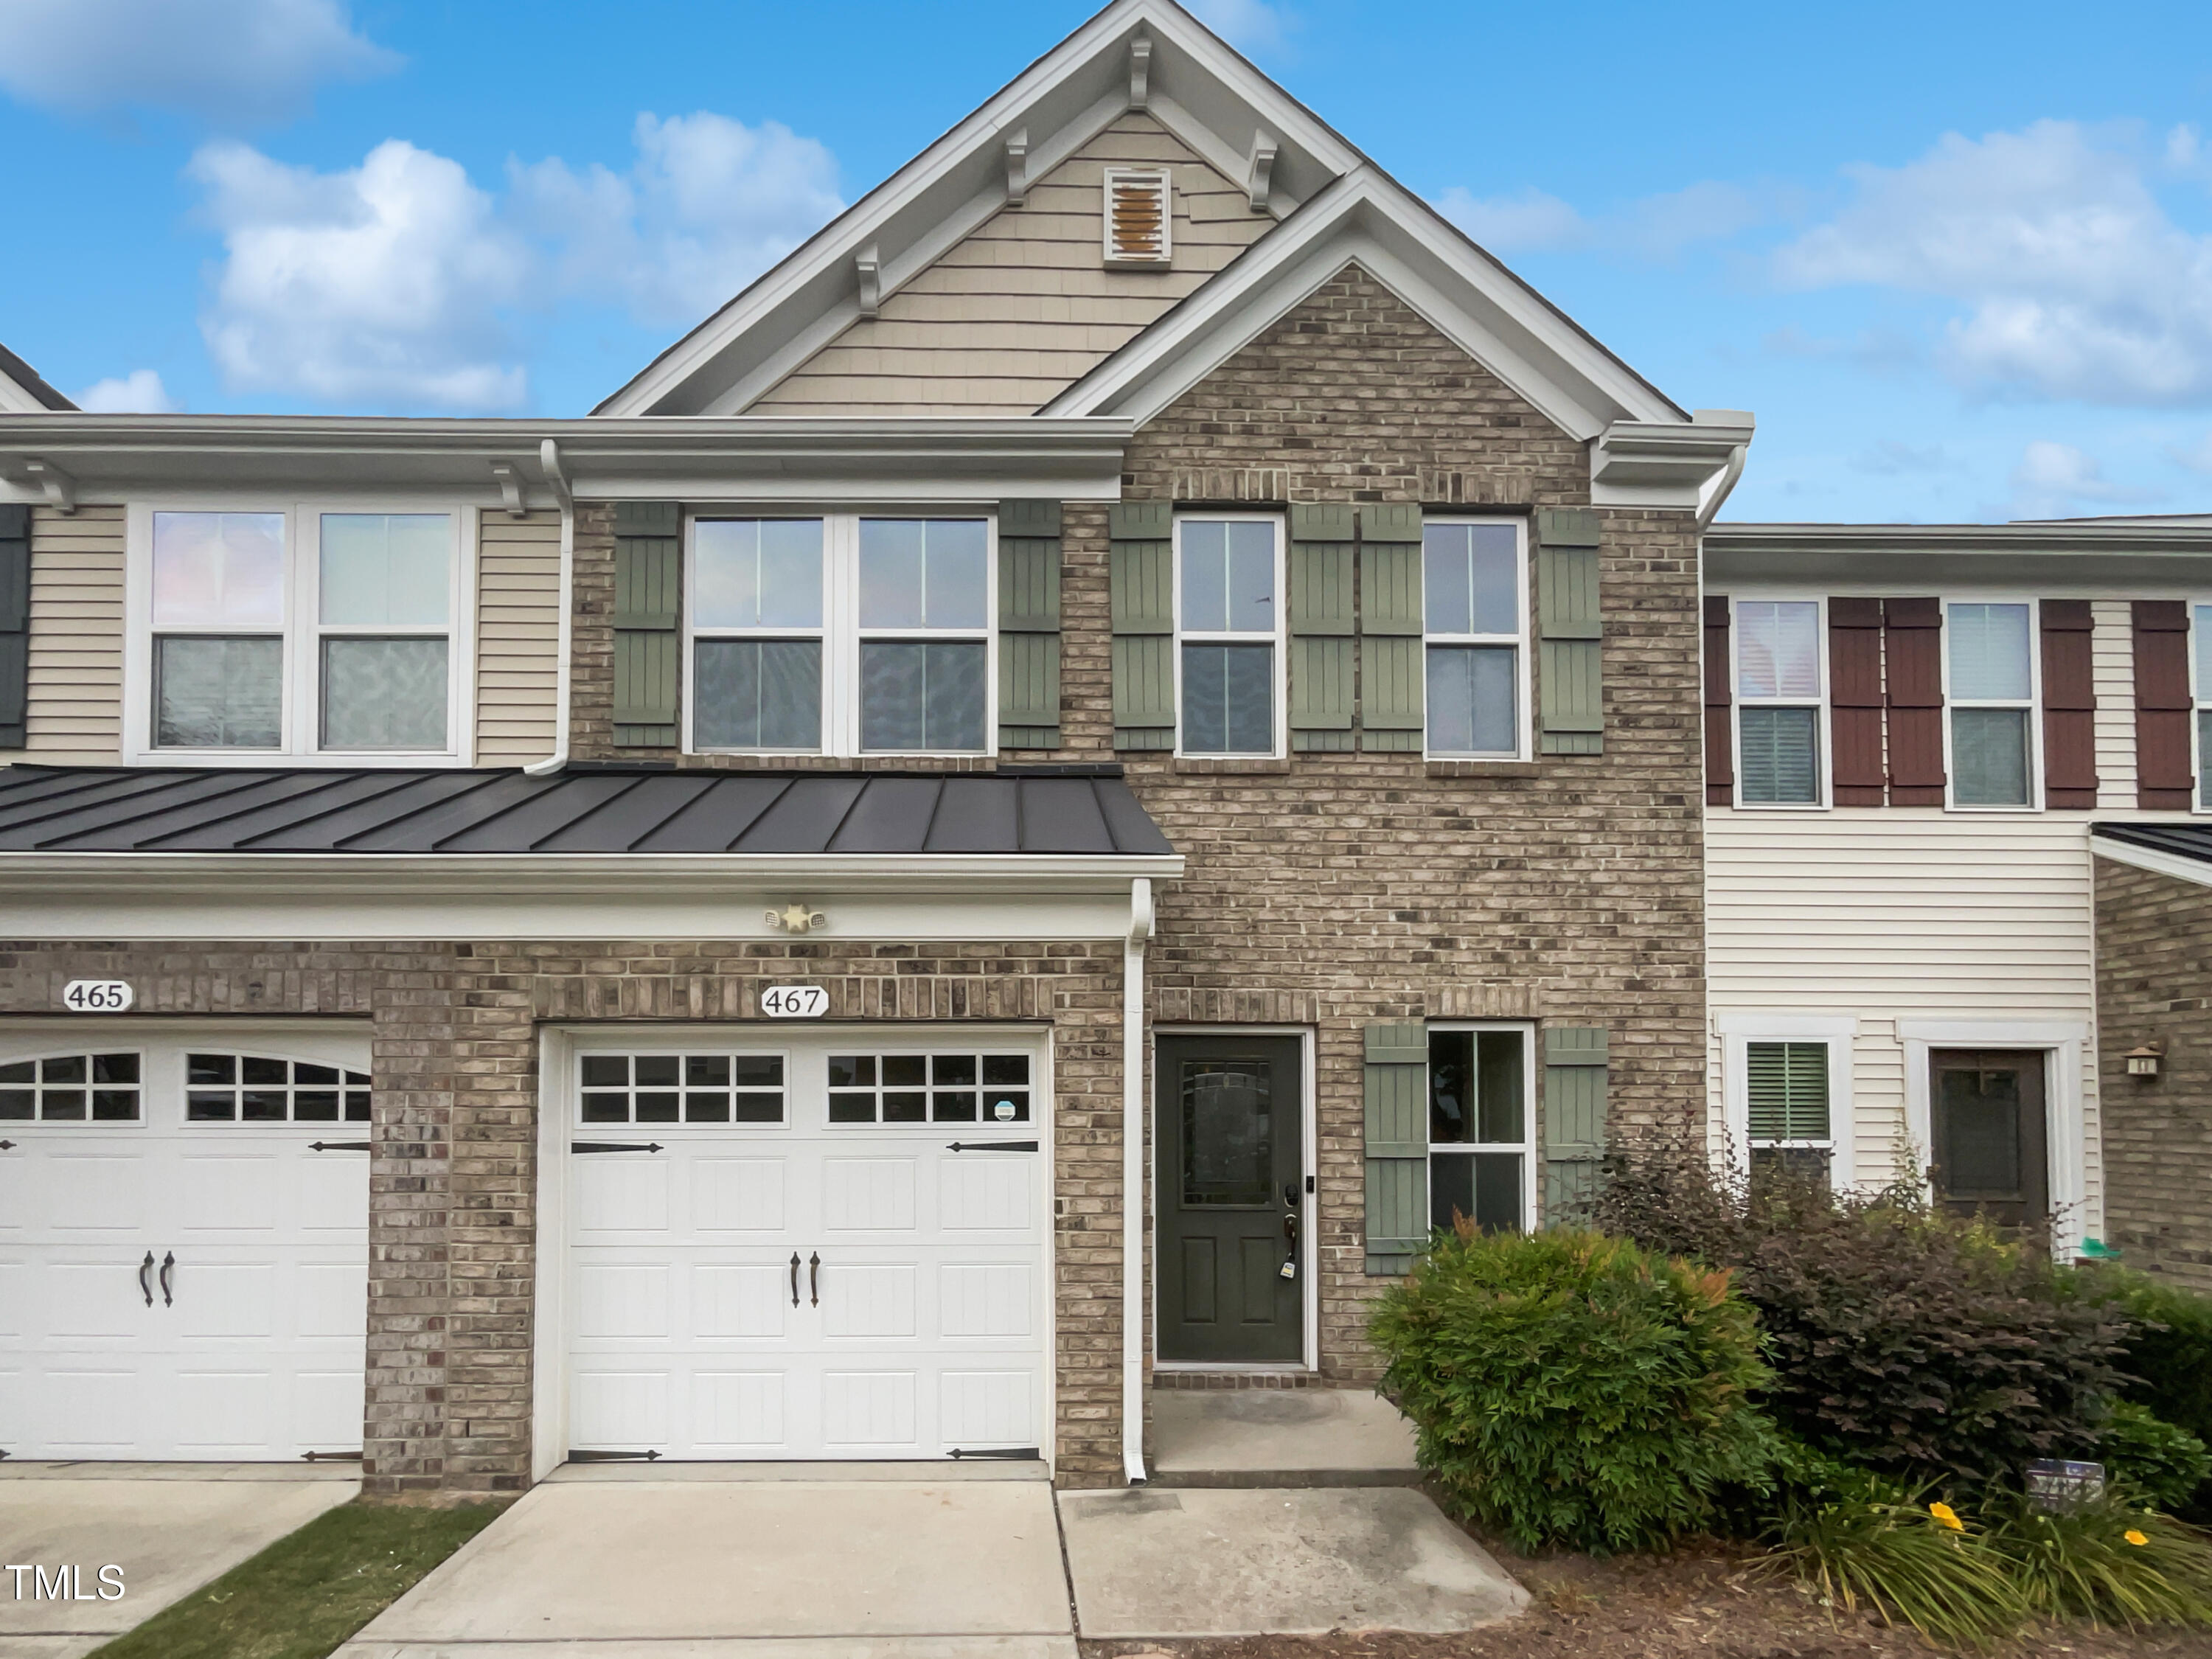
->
(809, 1251, 820, 1307)
(789, 1252, 801, 1307)
(945, 1141, 1039, 1152)
(159, 1251, 174, 1308)
(139, 1251, 154, 1307)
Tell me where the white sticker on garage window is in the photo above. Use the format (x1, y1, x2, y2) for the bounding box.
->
(187, 1053, 370, 1123)
(0, 1052, 141, 1121)
(580, 1053, 786, 1124)
(828, 1052, 1031, 1124)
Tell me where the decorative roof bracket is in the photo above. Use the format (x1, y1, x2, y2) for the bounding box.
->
(1129, 35, 1152, 109)
(1248, 131, 1278, 213)
(1005, 128, 1029, 206)
(857, 246, 882, 318)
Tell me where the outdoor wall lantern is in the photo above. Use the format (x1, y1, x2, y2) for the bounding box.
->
(2124, 1043, 2164, 1079)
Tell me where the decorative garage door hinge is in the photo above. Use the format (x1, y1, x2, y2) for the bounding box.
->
(308, 1141, 372, 1152)
(302, 1450, 364, 1461)
(571, 1141, 665, 1154)
(568, 1447, 663, 1461)
(945, 1141, 1039, 1153)
(948, 1447, 1041, 1460)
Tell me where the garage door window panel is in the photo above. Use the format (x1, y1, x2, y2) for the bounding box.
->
(581, 1052, 787, 1124)
(830, 1052, 1031, 1124)
(184, 1053, 370, 1123)
(0, 1051, 142, 1121)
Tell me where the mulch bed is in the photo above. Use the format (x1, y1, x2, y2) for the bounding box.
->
(1081, 1536, 2212, 1659)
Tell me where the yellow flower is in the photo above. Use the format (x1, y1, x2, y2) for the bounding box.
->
(2126, 1529, 2149, 1547)
(1930, 1503, 1964, 1531)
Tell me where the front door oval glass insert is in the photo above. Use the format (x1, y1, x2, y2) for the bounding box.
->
(1179, 1060, 1273, 1207)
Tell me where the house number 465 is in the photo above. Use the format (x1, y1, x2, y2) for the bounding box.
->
(61, 980, 134, 1013)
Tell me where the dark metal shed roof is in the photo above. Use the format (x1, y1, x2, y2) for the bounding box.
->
(2092, 821, 2212, 869)
(0, 766, 1174, 858)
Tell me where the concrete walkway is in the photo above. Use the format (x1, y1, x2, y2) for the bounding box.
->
(1149, 1388, 1421, 1486)
(0, 1462, 359, 1659)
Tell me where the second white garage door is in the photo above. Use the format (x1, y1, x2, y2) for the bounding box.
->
(563, 1029, 1048, 1462)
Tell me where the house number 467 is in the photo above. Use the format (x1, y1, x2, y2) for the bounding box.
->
(759, 984, 827, 1019)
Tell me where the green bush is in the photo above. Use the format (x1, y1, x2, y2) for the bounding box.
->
(1368, 1225, 1781, 1555)
(2096, 1268, 2212, 1455)
(1987, 1491, 2212, 1630)
(2096, 1400, 2212, 1514)
(1592, 1144, 2132, 1495)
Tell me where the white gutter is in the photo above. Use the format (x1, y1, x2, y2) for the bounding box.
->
(1122, 875, 1153, 1484)
(526, 439, 575, 778)
(1695, 439, 1749, 531)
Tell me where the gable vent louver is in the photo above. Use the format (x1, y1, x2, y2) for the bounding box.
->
(1104, 168, 1172, 268)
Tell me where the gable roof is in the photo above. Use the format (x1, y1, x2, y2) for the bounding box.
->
(595, 0, 1684, 434)
(0, 343, 75, 413)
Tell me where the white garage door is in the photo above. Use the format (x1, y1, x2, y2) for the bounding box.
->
(0, 1029, 372, 1461)
(565, 1032, 1048, 1462)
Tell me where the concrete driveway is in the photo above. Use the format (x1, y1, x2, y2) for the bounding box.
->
(0, 1462, 359, 1659)
(338, 1464, 1076, 1659)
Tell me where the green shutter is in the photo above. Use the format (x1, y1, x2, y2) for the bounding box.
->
(1536, 507, 1602, 755)
(998, 500, 1062, 748)
(1288, 503, 1354, 752)
(613, 501, 681, 746)
(1359, 503, 1424, 752)
(1364, 1020, 1430, 1274)
(1110, 501, 1175, 751)
(1542, 1026, 1608, 1221)
(0, 504, 27, 749)
(1746, 1042, 1830, 1142)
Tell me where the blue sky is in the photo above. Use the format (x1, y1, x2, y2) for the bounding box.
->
(6, 0, 2212, 524)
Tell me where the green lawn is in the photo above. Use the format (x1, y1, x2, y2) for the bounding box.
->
(88, 1497, 504, 1659)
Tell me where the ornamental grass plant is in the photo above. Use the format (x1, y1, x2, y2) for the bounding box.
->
(1368, 1223, 1781, 1555)
(1986, 1492, 2212, 1630)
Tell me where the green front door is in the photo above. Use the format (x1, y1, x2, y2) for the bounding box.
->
(1155, 1034, 1304, 1363)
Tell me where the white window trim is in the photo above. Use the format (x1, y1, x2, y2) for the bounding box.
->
(1897, 1018, 2088, 1256)
(123, 499, 475, 767)
(1941, 594, 2044, 813)
(683, 509, 998, 761)
(1422, 517, 1531, 762)
(1102, 167, 1173, 268)
(1427, 1022, 1539, 1234)
(1728, 592, 1830, 810)
(1717, 1013, 1856, 1183)
(1172, 512, 1286, 759)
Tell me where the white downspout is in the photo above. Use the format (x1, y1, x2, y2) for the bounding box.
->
(524, 439, 575, 777)
(1121, 876, 1153, 1484)
(1694, 439, 1749, 532)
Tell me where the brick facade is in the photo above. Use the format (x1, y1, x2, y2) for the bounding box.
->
(0, 938, 1127, 1495)
(2094, 856, 2212, 1289)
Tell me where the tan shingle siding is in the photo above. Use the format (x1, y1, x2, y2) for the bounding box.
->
(26, 504, 124, 762)
(474, 509, 561, 765)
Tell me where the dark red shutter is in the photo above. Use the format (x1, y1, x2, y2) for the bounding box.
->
(0, 504, 25, 751)
(1883, 598, 1945, 806)
(2134, 600, 2194, 809)
(1829, 597, 1885, 805)
(2039, 599, 2098, 808)
(1703, 596, 1733, 806)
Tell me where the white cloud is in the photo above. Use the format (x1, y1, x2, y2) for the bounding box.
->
(1777, 120, 2212, 406)
(510, 112, 844, 326)
(0, 0, 396, 123)
(1435, 187, 1586, 254)
(1187, 0, 1291, 55)
(189, 138, 531, 410)
(1851, 439, 1954, 477)
(1436, 180, 1771, 260)
(74, 369, 178, 413)
(2006, 439, 2161, 518)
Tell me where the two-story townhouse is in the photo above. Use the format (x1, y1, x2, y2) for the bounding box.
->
(1701, 519, 2212, 1267)
(0, 0, 1747, 1496)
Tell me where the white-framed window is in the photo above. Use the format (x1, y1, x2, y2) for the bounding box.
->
(1733, 597, 1826, 807)
(686, 512, 994, 758)
(1719, 1014, 1855, 1186)
(1945, 599, 2039, 809)
(827, 1051, 1034, 1125)
(0, 1051, 143, 1123)
(579, 1051, 789, 1126)
(1423, 519, 1528, 759)
(1427, 1023, 1536, 1234)
(2194, 601, 2211, 813)
(184, 1051, 372, 1124)
(1174, 513, 1282, 758)
(128, 503, 467, 762)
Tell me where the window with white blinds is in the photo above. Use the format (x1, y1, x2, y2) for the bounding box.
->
(1745, 1040, 1830, 1147)
(1948, 600, 2036, 807)
(1734, 599, 1823, 804)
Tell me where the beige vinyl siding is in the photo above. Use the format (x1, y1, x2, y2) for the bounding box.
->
(24, 504, 124, 763)
(751, 113, 1273, 415)
(2092, 597, 2136, 808)
(1706, 810, 2104, 1233)
(474, 509, 561, 765)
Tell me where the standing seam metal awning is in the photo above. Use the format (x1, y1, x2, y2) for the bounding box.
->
(0, 766, 1175, 858)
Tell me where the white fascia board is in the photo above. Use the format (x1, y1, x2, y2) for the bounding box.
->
(1591, 418, 1756, 510)
(2091, 835, 2212, 891)
(1043, 173, 1682, 439)
(596, 0, 1360, 417)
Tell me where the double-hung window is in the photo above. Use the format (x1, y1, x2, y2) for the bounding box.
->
(1175, 515, 1281, 757)
(1427, 1026, 1534, 1234)
(1423, 521, 1525, 758)
(145, 507, 457, 757)
(689, 515, 991, 757)
(1947, 600, 2037, 807)
(2195, 602, 2212, 811)
(1745, 1040, 1833, 1181)
(1734, 599, 1823, 804)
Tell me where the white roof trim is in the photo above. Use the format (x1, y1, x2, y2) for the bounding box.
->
(1041, 170, 1685, 439)
(597, 0, 1363, 417)
(2090, 833, 2212, 891)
